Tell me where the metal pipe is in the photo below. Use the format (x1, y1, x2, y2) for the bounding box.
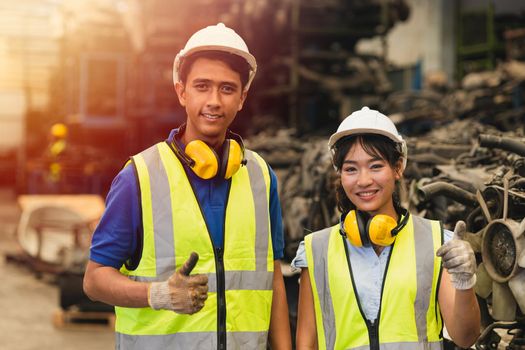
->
(417, 181, 478, 206)
(475, 321, 520, 350)
(511, 178, 525, 190)
(479, 134, 525, 157)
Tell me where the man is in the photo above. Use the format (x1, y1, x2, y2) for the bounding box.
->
(84, 23, 292, 350)
(46, 123, 68, 190)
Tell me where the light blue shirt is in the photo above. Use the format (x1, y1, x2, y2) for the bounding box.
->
(291, 228, 453, 322)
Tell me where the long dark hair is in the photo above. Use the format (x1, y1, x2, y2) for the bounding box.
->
(332, 134, 404, 214)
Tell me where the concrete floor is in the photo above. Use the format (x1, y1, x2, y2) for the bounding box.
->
(0, 188, 114, 350)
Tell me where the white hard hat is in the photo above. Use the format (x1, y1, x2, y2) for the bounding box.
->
(328, 106, 408, 170)
(173, 23, 257, 91)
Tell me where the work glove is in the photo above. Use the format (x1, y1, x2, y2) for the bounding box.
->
(148, 252, 208, 314)
(436, 221, 477, 290)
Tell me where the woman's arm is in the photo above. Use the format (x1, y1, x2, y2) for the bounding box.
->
(296, 268, 318, 350)
(438, 269, 480, 348)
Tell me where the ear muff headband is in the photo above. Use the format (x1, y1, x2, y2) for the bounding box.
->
(168, 124, 246, 180)
(218, 139, 230, 180)
(356, 210, 371, 247)
(391, 207, 410, 236)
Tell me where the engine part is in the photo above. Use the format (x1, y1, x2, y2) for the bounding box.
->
(417, 181, 478, 207)
(479, 134, 525, 157)
(482, 219, 525, 283)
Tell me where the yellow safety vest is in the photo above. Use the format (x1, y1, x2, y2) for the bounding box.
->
(305, 215, 444, 350)
(115, 141, 274, 350)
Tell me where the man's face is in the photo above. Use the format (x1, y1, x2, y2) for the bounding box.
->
(175, 57, 247, 149)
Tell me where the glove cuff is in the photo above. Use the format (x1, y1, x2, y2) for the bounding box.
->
(148, 281, 171, 310)
(452, 273, 477, 290)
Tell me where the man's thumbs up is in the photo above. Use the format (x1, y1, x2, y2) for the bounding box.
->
(148, 252, 208, 314)
(179, 252, 200, 276)
(436, 221, 477, 290)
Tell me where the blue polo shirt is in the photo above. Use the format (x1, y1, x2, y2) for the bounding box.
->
(90, 132, 285, 269)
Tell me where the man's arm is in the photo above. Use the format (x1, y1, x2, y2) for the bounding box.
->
(269, 260, 292, 350)
(84, 254, 208, 313)
(84, 160, 209, 313)
(264, 164, 292, 348)
(84, 260, 149, 307)
(84, 166, 151, 307)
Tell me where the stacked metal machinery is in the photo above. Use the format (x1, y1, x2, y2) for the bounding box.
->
(414, 128, 525, 349)
(397, 64, 525, 350)
(221, 0, 410, 135)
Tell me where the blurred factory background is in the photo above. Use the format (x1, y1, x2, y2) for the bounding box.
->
(1, 0, 522, 195)
(1, 0, 525, 348)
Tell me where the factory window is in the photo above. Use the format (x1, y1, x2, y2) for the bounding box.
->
(79, 53, 125, 125)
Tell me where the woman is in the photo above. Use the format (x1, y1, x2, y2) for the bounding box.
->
(293, 107, 480, 350)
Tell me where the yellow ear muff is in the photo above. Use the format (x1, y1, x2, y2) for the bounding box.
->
(368, 214, 398, 246)
(223, 140, 243, 179)
(184, 140, 219, 180)
(343, 210, 364, 247)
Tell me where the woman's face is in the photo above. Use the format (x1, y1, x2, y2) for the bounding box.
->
(340, 142, 401, 217)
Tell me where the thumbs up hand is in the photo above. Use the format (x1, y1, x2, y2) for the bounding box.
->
(436, 221, 477, 290)
(148, 252, 209, 314)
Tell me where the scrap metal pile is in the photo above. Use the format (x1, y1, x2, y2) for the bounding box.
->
(247, 60, 525, 348)
(221, 0, 411, 134)
(389, 65, 525, 346)
(407, 125, 525, 347)
(384, 60, 525, 137)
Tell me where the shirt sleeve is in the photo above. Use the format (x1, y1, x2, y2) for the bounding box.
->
(443, 228, 453, 243)
(89, 164, 141, 268)
(290, 240, 307, 271)
(268, 165, 285, 260)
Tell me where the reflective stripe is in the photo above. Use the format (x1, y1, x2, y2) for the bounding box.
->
(380, 341, 443, 350)
(141, 145, 176, 280)
(413, 216, 435, 343)
(117, 331, 269, 350)
(223, 270, 273, 291)
(128, 270, 273, 292)
(245, 151, 270, 271)
(116, 331, 215, 349)
(310, 227, 336, 350)
(348, 341, 443, 350)
(227, 331, 268, 350)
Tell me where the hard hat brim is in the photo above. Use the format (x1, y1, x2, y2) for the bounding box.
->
(173, 45, 257, 90)
(328, 128, 403, 149)
(328, 128, 408, 171)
